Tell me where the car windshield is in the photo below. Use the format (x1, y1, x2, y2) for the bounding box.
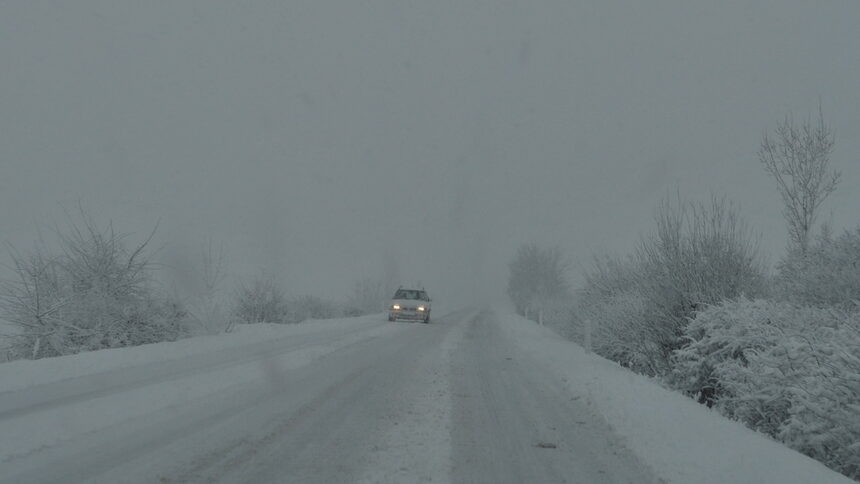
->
(394, 289, 420, 299)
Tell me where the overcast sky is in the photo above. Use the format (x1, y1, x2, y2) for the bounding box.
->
(2, 1, 859, 306)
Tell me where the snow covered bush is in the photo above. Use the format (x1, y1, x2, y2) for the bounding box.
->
(775, 226, 860, 310)
(571, 255, 664, 375)
(671, 298, 860, 479)
(231, 277, 342, 326)
(578, 290, 662, 375)
(572, 196, 767, 375)
(0, 215, 187, 360)
(670, 299, 796, 417)
(231, 275, 288, 325)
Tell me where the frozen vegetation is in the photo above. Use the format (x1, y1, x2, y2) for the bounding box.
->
(0, 213, 388, 362)
(530, 218, 860, 480)
(0, 213, 187, 360)
(512, 113, 859, 479)
(521, 227, 860, 479)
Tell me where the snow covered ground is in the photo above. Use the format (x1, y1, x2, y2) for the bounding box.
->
(495, 312, 855, 484)
(0, 309, 853, 483)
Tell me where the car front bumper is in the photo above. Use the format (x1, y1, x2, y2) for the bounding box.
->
(389, 309, 428, 321)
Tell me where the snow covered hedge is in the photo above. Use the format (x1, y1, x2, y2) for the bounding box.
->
(670, 298, 860, 479)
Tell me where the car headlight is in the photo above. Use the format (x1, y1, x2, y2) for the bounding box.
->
(417, 305, 425, 312)
(391, 304, 400, 310)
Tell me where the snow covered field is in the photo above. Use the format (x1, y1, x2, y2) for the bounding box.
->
(0, 310, 853, 483)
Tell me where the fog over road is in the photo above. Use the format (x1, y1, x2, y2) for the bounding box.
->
(1, 310, 656, 483)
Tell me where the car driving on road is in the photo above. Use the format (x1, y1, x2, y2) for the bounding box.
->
(388, 287, 431, 323)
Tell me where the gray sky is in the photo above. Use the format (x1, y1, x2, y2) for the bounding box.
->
(2, 1, 859, 306)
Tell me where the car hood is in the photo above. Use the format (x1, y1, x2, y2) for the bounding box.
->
(390, 299, 430, 307)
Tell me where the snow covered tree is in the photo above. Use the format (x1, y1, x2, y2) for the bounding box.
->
(634, 195, 767, 367)
(0, 212, 186, 360)
(758, 107, 839, 254)
(507, 244, 569, 318)
(0, 244, 64, 359)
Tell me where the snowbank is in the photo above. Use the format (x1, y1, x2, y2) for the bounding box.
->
(495, 311, 855, 484)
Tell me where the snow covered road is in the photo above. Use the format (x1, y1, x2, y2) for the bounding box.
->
(450, 311, 655, 484)
(0, 310, 853, 483)
(0, 310, 648, 483)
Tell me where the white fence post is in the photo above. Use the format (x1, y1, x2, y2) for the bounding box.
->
(584, 318, 592, 353)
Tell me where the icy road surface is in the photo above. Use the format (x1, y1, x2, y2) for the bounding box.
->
(1, 310, 655, 484)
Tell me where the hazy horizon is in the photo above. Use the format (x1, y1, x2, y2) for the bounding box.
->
(2, 1, 859, 307)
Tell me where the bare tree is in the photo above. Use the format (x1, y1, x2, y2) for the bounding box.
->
(758, 107, 839, 253)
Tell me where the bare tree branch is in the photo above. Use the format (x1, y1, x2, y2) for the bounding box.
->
(758, 106, 839, 253)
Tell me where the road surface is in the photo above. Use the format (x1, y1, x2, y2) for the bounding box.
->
(1, 310, 658, 483)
